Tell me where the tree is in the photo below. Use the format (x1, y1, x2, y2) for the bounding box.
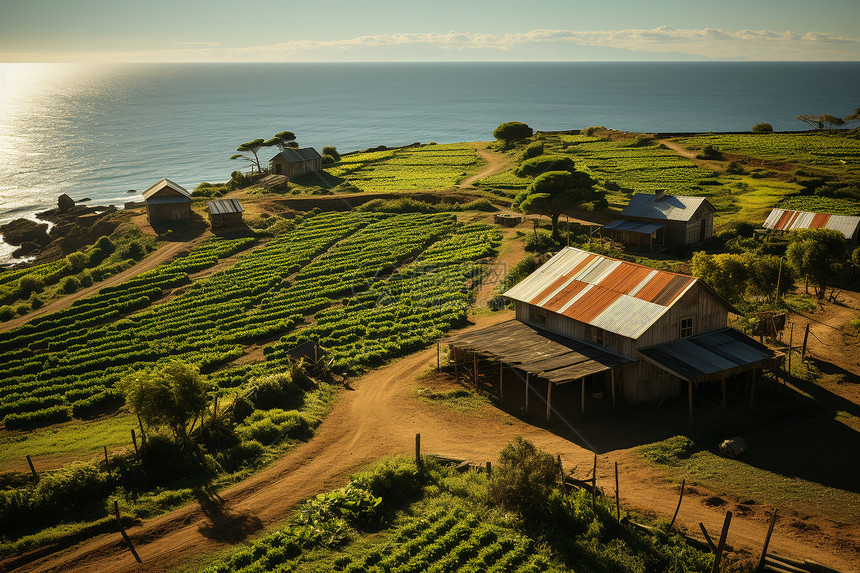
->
(121, 362, 211, 445)
(512, 170, 596, 241)
(487, 437, 560, 521)
(268, 131, 299, 151)
(748, 255, 794, 302)
(493, 121, 533, 148)
(752, 122, 773, 133)
(515, 155, 576, 177)
(231, 138, 269, 173)
(690, 251, 750, 303)
(847, 108, 860, 123)
(786, 228, 847, 298)
(795, 114, 845, 131)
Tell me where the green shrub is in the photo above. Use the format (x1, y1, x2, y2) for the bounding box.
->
(118, 241, 145, 261)
(515, 155, 576, 177)
(493, 121, 533, 147)
(350, 456, 422, 504)
(697, 145, 723, 160)
(487, 437, 561, 521)
(640, 436, 696, 466)
(321, 154, 336, 165)
(0, 305, 16, 321)
(59, 276, 80, 294)
(64, 252, 88, 273)
(16, 303, 29, 316)
(726, 161, 745, 175)
(95, 235, 115, 253)
(752, 122, 774, 133)
(520, 142, 544, 161)
(78, 270, 93, 288)
(245, 372, 304, 410)
(17, 275, 43, 298)
(29, 293, 43, 310)
(322, 146, 341, 161)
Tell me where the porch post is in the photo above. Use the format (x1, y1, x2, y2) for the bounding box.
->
(611, 369, 616, 409)
(688, 379, 693, 422)
(546, 381, 552, 422)
(581, 378, 586, 415)
(525, 372, 530, 413)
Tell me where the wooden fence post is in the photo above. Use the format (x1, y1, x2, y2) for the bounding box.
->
(669, 478, 685, 529)
(26, 455, 38, 483)
(801, 324, 810, 359)
(712, 511, 733, 573)
(114, 500, 142, 563)
(131, 429, 139, 456)
(787, 323, 793, 381)
(415, 433, 421, 468)
(756, 509, 778, 572)
(615, 461, 621, 522)
(591, 453, 597, 510)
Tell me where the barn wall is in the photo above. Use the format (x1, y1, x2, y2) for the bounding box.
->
(147, 203, 190, 224)
(617, 360, 680, 403)
(634, 283, 728, 349)
(269, 157, 321, 178)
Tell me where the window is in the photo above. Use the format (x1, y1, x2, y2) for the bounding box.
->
(680, 316, 694, 338)
(530, 307, 547, 325)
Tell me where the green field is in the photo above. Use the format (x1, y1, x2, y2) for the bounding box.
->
(323, 143, 480, 192)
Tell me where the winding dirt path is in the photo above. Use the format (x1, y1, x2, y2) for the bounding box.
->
(458, 145, 513, 188)
(656, 139, 727, 172)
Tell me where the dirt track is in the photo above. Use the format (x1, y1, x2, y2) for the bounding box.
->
(11, 309, 858, 572)
(458, 145, 513, 188)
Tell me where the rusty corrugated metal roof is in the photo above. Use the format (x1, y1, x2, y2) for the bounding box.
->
(763, 208, 860, 239)
(504, 247, 699, 339)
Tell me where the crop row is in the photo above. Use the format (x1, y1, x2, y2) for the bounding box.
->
(672, 133, 860, 167)
(266, 223, 501, 373)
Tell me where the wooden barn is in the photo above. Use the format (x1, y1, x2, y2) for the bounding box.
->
(445, 247, 782, 421)
(207, 199, 244, 228)
(142, 178, 192, 224)
(762, 208, 860, 246)
(268, 148, 322, 178)
(603, 192, 714, 249)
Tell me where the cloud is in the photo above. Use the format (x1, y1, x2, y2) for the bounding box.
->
(3, 26, 860, 62)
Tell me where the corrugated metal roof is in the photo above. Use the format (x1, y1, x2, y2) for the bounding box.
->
(269, 147, 322, 164)
(504, 247, 700, 339)
(603, 219, 665, 234)
(207, 199, 243, 215)
(621, 193, 712, 222)
(141, 178, 191, 200)
(762, 208, 860, 239)
(638, 328, 783, 382)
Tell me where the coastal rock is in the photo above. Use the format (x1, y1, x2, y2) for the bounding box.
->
(0, 218, 51, 247)
(57, 194, 75, 212)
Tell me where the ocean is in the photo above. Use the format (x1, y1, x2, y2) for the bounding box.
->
(1, 61, 859, 257)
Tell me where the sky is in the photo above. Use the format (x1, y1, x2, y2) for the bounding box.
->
(1, 0, 859, 62)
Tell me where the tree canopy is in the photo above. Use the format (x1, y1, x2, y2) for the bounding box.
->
(795, 114, 845, 131)
(691, 252, 794, 304)
(786, 228, 847, 298)
(515, 154, 576, 178)
(493, 121, 533, 147)
(232, 131, 300, 172)
(512, 169, 596, 241)
(121, 362, 211, 445)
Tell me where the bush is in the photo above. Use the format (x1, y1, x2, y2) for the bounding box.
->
(321, 146, 341, 161)
(487, 437, 561, 521)
(752, 122, 773, 133)
(696, 144, 723, 160)
(78, 270, 93, 288)
(0, 305, 15, 321)
(244, 372, 305, 410)
(17, 275, 43, 298)
(726, 161, 745, 175)
(118, 241, 145, 261)
(519, 142, 544, 161)
(64, 252, 89, 274)
(493, 122, 533, 147)
(29, 294, 43, 310)
(321, 154, 336, 165)
(350, 456, 422, 505)
(95, 235, 115, 254)
(59, 276, 80, 294)
(515, 155, 576, 177)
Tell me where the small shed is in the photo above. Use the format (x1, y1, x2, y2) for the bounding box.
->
(268, 148, 322, 178)
(762, 208, 860, 246)
(142, 178, 192, 224)
(207, 199, 244, 228)
(606, 191, 714, 247)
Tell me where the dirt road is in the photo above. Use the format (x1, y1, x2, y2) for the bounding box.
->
(458, 146, 513, 188)
(0, 235, 211, 333)
(656, 139, 727, 172)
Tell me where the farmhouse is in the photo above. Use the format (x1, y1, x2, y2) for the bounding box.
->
(603, 191, 714, 249)
(268, 147, 322, 178)
(762, 208, 860, 246)
(207, 198, 244, 228)
(445, 247, 782, 421)
(141, 178, 192, 224)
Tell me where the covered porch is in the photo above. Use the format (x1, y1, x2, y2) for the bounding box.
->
(638, 328, 785, 422)
(602, 219, 665, 251)
(442, 320, 634, 421)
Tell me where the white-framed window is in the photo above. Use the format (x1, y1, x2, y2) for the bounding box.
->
(680, 316, 694, 338)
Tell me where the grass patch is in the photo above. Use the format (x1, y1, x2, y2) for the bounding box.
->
(415, 386, 489, 412)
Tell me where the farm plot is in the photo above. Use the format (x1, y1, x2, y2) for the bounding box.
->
(0, 212, 475, 428)
(671, 133, 860, 171)
(267, 222, 501, 374)
(326, 143, 479, 192)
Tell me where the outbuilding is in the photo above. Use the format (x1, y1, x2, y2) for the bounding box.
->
(445, 247, 782, 421)
(762, 208, 860, 246)
(604, 191, 714, 248)
(142, 178, 192, 224)
(207, 198, 244, 228)
(268, 148, 322, 178)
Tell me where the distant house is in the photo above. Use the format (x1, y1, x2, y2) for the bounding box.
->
(604, 191, 714, 249)
(268, 148, 322, 178)
(445, 247, 782, 421)
(207, 199, 244, 228)
(142, 178, 192, 224)
(763, 208, 860, 246)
